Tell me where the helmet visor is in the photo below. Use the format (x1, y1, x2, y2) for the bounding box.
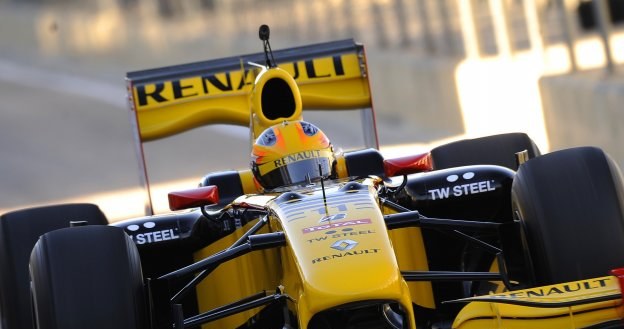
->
(256, 150, 333, 189)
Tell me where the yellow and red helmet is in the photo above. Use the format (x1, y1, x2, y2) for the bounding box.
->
(251, 121, 334, 190)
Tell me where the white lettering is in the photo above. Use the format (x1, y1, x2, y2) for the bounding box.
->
(167, 229, 180, 240)
(133, 229, 180, 245)
(428, 187, 450, 200)
(452, 185, 464, 196)
(428, 181, 497, 200)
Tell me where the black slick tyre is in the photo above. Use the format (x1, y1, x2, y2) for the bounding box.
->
(0, 203, 107, 329)
(30, 225, 146, 329)
(512, 146, 624, 285)
(431, 133, 541, 170)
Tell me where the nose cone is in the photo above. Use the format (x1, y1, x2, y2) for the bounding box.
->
(272, 185, 408, 315)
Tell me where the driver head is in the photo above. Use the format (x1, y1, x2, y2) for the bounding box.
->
(251, 121, 334, 190)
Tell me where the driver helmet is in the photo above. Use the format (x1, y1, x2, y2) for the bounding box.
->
(251, 121, 334, 190)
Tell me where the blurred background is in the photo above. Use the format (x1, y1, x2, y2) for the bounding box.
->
(1, 0, 623, 221)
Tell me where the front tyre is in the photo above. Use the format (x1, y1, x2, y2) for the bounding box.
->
(512, 146, 624, 285)
(0, 203, 107, 329)
(30, 226, 147, 329)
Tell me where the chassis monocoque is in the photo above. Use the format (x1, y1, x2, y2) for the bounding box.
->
(2, 29, 624, 329)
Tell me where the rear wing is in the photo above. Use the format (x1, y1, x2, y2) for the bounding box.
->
(125, 39, 377, 215)
(126, 39, 376, 142)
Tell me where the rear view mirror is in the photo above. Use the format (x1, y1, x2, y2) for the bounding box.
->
(168, 185, 219, 211)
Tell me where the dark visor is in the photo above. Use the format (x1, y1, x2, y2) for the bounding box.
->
(258, 158, 331, 190)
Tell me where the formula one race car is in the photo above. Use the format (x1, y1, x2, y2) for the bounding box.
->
(2, 25, 624, 329)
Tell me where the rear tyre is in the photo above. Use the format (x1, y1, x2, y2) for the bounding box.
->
(30, 225, 146, 329)
(512, 147, 624, 285)
(430, 133, 540, 170)
(0, 204, 107, 329)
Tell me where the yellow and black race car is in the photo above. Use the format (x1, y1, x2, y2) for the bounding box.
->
(2, 26, 624, 329)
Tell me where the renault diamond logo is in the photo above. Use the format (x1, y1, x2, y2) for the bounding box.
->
(319, 213, 346, 223)
(331, 239, 358, 251)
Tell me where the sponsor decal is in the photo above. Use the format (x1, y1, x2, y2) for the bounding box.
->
(488, 278, 610, 299)
(446, 172, 474, 182)
(126, 221, 180, 245)
(306, 229, 376, 244)
(127, 221, 156, 231)
(316, 204, 347, 216)
(131, 229, 180, 244)
(319, 213, 347, 223)
(259, 149, 333, 176)
(283, 194, 371, 219)
(428, 172, 496, 200)
(331, 239, 358, 251)
(312, 248, 381, 264)
(325, 228, 353, 234)
(273, 150, 322, 168)
(134, 55, 349, 109)
(302, 219, 372, 234)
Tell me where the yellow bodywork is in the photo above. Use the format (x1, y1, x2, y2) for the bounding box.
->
(385, 226, 436, 309)
(188, 181, 624, 328)
(127, 49, 371, 142)
(249, 67, 303, 138)
(189, 175, 624, 329)
(453, 276, 624, 329)
(192, 180, 425, 328)
(125, 39, 377, 214)
(126, 39, 624, 329)
(193, 220, 280, 329)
